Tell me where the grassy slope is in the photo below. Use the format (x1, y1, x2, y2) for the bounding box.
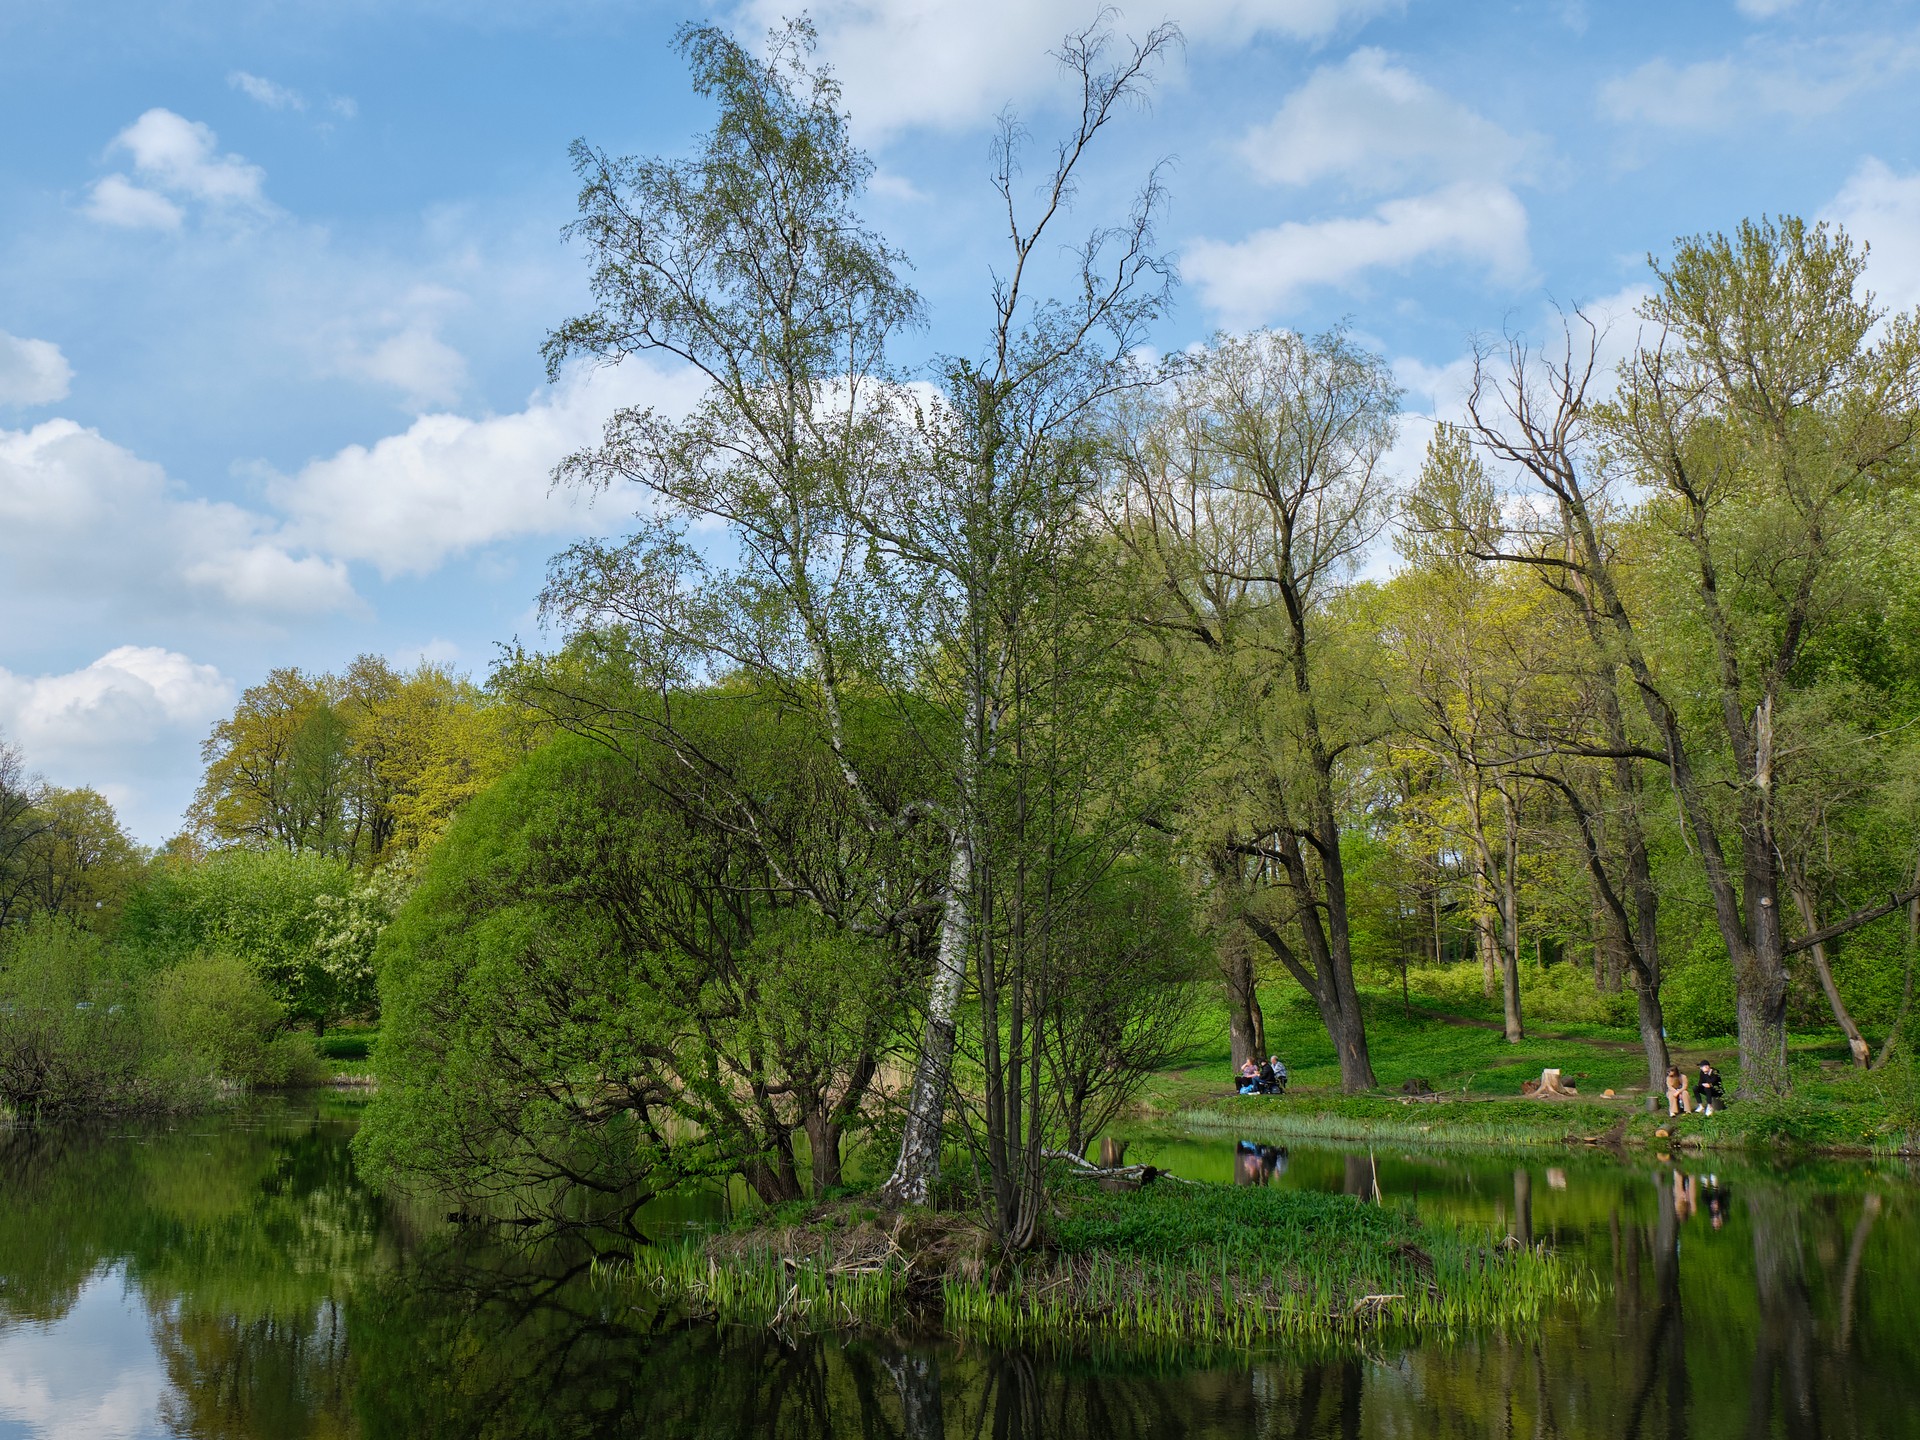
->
(1133, 981, 1918, 1155)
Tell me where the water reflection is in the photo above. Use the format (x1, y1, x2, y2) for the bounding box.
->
(1, 1106, 1918, 1438)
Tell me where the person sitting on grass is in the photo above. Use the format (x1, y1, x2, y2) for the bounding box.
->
(1267, 1056, 1288, 1094)
(1255, 1056, 1279, 1095)
(1695, 1061, 1725, 1116)
(1665, 1066, 1693, 1118)
(1237, 1058, 1261, 1094)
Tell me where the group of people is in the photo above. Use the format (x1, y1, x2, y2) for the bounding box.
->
(1665, 1061, 1726, 1117)
(1236, 1055, 1289, 1096)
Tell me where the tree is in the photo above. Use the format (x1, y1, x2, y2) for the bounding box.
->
(1456, 220, 1920, 1093)
(855, 17, 1179, 1225)
(1111, 327, 1400, 1092)
(361, 719, 918, 1223)
(0, 740, 50, 931)
(532, 15, 1180, 1223)
(191, 658, 515, 866)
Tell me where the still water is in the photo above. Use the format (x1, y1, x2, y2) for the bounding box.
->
(1, 1099, 1915, 1439)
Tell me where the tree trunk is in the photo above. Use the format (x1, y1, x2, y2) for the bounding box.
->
(1788, 876, 1870, 1069)
(1473, 864, 1498, 999)
(1221, 924, 1266, 1069)
(879, 835, 971, 1208)
(1497, 785, 1524, 1043)
(803, 1110, 843, 1197)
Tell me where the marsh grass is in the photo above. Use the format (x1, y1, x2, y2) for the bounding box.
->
(606, 1180, 1584, 1350)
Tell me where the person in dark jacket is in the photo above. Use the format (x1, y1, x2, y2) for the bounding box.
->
(1695, 1061, 1725, 1116)
(1255, 1057, 1278, 1095)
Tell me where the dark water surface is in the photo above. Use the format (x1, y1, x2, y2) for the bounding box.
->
(2, 1100, 1917, 1439)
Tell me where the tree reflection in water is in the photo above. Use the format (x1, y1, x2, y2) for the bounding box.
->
(4, 1111, 1920, 1439)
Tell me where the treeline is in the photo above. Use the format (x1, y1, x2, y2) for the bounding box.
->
(346, 19, 1920, 1245)
(0, 658, 515, 1118)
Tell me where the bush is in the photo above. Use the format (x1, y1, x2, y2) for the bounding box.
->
(146, 954, 323, 1088)
(0, 924, 156, 1120)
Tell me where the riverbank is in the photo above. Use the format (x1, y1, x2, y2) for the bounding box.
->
(1129, 989, 1920, 1158)
(610, 1172, 1580, 1350)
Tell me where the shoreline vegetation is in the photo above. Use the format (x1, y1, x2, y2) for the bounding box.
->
(604, 1177, 1581, 1351)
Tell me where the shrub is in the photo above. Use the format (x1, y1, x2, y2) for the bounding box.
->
(146, 954, 323, 1088)
(0, 924, 156, 1120)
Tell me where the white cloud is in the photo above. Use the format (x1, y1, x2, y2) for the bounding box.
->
(113, 109, 265, 204)
(1826, 158, 1920, 313)
(1185, 180, 1530, 321)
(1736, 0, 1796, 16)
(0, 647, 232, 753)
(1601, 36, 1920, 130)
(0, 331, 73, 407)
(0, 1272, 169, 1440)
(271, 359, 705, 577)
(735, 0, 1404, 137)
(229, 70, 305, 110)
(0, 418, 358, 615)
(1240, 48, 1535, 191)
(87, 110, 268, 229)
(85, 174, 184, 230)
(343, 324, 470, 410)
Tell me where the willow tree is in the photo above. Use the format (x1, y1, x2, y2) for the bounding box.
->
(1112, 328, 1399, 1092)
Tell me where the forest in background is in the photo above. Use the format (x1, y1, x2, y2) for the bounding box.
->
(1, 17, 1917, 1250)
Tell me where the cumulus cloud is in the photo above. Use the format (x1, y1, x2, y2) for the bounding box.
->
(1185, 181, 1530, 321)
(85, 173, 184, 230)
(228, 70, 305, 110)
(271, 359, 705, 577)
(1601, 35, 1920, 130)
(86, 110, 268, 228)
(0, 647, 232, 754)
(0, 418, 357, 616)
(732, 0, 1403, 137)
(1240, 48, 1535, 191)
(1826, 158, 1920, 313)
(0, 332, 73, 407)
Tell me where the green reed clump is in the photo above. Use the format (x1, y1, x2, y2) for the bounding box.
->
(601, 1238, 907, 1330)
(940, 1183, 1581, 1348)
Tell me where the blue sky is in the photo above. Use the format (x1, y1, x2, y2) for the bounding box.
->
(3, 0, 1918, 844)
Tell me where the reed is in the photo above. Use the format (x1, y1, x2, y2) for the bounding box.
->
(603, 1181, 1586, 1350)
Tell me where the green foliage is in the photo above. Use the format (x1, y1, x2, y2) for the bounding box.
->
(146, 954, 322, 1089)
(358, 736, 736, 1231)
(1661, 935, 1740, 1042)
(120, 847, 353, 1024)
(0, 923, 154, 1120)
(309, 860, 414, 1022)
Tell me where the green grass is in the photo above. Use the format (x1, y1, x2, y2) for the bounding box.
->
(317, 1028, 378, 1061)
(609, 1178, 1585, 1351)
(1132, 980, 1919, 1156)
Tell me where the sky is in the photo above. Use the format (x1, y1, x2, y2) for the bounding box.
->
(3, 0, 1918, 845)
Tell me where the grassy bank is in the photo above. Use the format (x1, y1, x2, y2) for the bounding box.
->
(1130, 983, 1920, 1157)
(607, 1176, 1582, 1351)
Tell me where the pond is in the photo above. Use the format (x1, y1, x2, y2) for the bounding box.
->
(1, 1099, 1915, 1438)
